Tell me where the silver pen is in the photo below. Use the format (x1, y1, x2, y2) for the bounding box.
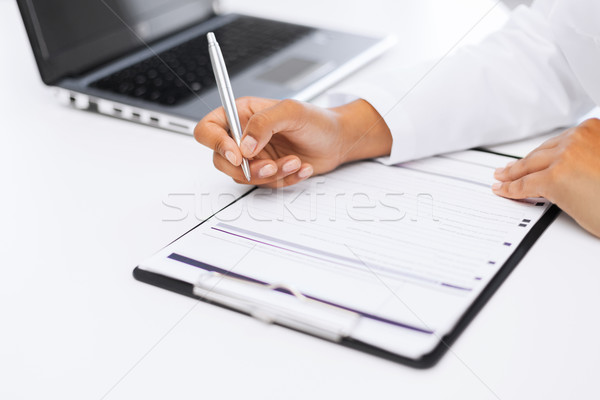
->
(207, 32, 251, 182)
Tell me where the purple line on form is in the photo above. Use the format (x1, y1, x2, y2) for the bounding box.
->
(441, 282, 472, 291)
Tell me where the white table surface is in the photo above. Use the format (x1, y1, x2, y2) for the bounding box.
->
(1, 1, 599, 399)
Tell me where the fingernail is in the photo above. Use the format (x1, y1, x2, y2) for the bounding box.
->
(298, 166, 313, 179)
(225, 150, 237, 165)
(494, 167, 504, 175)
(282, 159, 301, 173)
(492, 182, 502, 190)
(241, 136, 257, 155)
(506, 161, 516, 168)
(258, 164, 276, 178)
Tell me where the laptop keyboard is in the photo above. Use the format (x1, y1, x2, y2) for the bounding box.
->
(90, 16, 314, 106)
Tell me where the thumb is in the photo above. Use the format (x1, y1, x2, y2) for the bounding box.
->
(240, 99, 306, 158)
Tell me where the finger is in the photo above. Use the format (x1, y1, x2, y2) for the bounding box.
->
(214, 152, 278, 183)
(275, 155, 302, 176)
(497, 131, 568, 174)
(528, 129, 570, 153)
(235, 96, 278, 129)
(195, 108, 243, 166)
(491, 170, 549, 199)
(241, 156, 305, 185)
(494, 148, 555, 181)
(240, 99, 306, 158)
(498, 131, 568, 173)
(258, 163, 314, 188)
(214, 152, 309, 185)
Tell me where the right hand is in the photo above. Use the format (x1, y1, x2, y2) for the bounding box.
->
(194, 97, 393, 187)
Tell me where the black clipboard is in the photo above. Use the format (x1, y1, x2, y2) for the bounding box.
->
(133, 180, 560, 368)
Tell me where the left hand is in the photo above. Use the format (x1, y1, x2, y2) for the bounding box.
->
(492, 118, 600, 238)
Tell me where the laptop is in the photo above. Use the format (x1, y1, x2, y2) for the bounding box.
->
(17, 0, 394, 134)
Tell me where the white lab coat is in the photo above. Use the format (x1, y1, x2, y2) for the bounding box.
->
(333, 0, 600, 164)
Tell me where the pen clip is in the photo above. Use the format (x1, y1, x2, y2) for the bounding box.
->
(193, 272, 360, 342)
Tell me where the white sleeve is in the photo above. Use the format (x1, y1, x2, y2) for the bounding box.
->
(328, 1, 595, 164)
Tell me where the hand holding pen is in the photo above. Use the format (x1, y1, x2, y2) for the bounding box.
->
(198, 33, 393, 187)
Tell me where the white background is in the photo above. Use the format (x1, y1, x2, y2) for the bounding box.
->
(1, 0, 599, 399)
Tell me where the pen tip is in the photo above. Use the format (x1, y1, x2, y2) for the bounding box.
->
(241, 160, 251, 182)
(207, 32, 216, 44)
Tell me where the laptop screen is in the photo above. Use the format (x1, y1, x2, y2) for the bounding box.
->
(18, 0, 214, 84)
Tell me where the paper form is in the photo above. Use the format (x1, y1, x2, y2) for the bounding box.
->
(139, 150, 552, 358)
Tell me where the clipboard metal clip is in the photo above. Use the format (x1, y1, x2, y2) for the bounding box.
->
(193, 272, 360, 342)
